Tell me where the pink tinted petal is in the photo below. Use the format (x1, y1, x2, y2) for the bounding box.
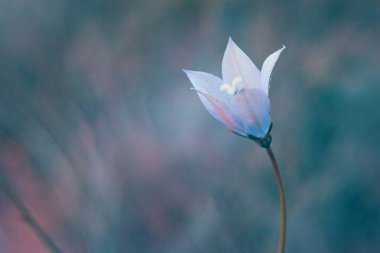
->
(195, 91, 245, 134)
(222, 38, 261, 89)
(183, 70, 230, 103)
(231, 88, 271, 138)
(260, 46, 286, 95)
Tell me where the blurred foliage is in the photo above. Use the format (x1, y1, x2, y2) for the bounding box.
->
(0, 0, 380, 252)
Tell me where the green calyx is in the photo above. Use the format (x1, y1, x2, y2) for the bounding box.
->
(248, 123, 273, 148)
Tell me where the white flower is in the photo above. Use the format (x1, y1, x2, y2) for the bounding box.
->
(184, 37, 285, 145)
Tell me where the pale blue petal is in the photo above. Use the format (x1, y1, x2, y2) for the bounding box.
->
(183, 69, 240, 128)
(260, 46, 286, 95)
(231, 88, 271, 138)
(222, 38, 261, 90)
(183, 70, 230, 103)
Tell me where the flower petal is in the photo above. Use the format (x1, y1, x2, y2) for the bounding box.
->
(193, 90, 246, 135)
(260, 46, 286, 95)
(231, 88, 271, 138)
(183, 70, 230, 103)
(222, 37, 261, 90)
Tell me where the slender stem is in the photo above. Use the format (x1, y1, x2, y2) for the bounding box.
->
(266, 146, 286, 253)
(0, 172, 64, 253)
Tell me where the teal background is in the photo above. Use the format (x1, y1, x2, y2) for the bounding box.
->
(0, 0, 379, 252)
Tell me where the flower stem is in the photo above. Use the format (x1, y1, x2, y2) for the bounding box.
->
(0, 172, 64, 253)
(266, 146, 286, 253)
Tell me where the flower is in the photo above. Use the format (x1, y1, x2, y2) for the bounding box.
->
(183, 38, 285, 147)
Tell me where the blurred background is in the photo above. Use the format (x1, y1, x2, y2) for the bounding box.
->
(0, 0, 379, 252)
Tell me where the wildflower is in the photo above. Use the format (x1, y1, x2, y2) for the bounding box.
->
(184, 38, 285, 147)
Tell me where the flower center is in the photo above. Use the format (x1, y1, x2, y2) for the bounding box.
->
(220, 76, 242, 96)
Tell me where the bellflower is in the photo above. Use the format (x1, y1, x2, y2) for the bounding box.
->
(184, 38, 285, 147)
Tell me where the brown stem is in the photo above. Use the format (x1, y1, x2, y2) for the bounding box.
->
(266, 147, 286, 253)
(0, 172, 64, 253)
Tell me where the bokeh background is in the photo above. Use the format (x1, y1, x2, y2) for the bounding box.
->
(0, 0, 380, 252)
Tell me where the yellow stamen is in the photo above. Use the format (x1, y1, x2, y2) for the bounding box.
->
(220, 76, 242, 96)
(232, 76, 242, 87)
